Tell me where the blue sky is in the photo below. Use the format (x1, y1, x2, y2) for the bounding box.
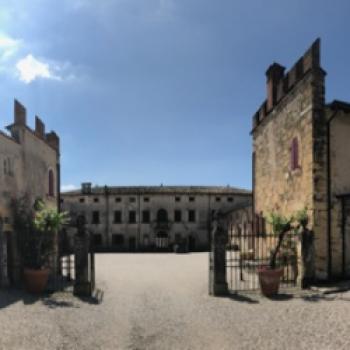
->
(1, 1, 350, 191)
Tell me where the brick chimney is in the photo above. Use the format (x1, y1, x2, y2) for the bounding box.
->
(14, 99, 26, 125)
(35, 116, 45, 139)
(266, 63, 285, 111)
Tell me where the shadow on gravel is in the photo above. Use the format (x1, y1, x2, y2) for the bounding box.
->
(222, 293, 260, 304)
(266, 293, 294, 301)
(76, 288, 104, 305)
(214, 291, 350, 304)
(0, 288, 40, 308)
(0, 287, 104, 309)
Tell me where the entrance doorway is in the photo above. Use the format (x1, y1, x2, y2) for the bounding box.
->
(156, 232, 169, 250)
(188, 235, 196, 251)
(129, 237, 136, 252)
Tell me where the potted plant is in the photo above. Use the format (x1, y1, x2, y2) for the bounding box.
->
(257, 209, 308, 296)
(12, 197, 69, 293)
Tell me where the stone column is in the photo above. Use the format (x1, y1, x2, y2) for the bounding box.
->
(74, 215, 93, 297)
(209, 212, 228, 296)
(0, 218, 9, 287)
(74, 234, 92, 297)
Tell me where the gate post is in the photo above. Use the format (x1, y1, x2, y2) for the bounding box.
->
(74, 216, 94, 297)
(209, 211, 228, 296)
(0, 218, 9, 287)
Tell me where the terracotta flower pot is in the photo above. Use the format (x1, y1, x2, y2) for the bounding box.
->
(23, 268, 50, 294)
(257, 267, 283, 297)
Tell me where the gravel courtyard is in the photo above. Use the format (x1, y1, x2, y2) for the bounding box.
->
(1, 253, 350, 350)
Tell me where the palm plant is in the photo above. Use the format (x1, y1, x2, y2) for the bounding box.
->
(12, 197, 69, 269)
(266, 212, 293, 269)
(266, 208, 308, 269)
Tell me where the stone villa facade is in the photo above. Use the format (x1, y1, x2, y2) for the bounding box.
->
(0, 100, 60, 286)
(251, 39, 350, 282)
(61, 184, 251, 252)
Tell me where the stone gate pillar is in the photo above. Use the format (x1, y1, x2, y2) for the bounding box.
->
(209, 211, 228, 296)
(74, 215, 93, 297)
(0, 218, 9, 287)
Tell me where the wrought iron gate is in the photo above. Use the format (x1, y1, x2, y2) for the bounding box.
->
(226, 230, 298, 292)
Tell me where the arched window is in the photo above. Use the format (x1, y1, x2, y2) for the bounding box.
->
(48, 169, 54, 197)
(157, 209, 168, 222)
(291, 137, 300, 170)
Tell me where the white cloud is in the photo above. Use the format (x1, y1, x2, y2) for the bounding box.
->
(61, 184, 78, 192)
(0, 33, 20, 61)
(15, 54, 61, 83)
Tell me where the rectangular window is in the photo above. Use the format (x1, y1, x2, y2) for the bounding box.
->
(92, 211, 100, 224)
(79, 198, 85, 203)
(129, 197, 136, 203)
(93, 234, 102, 246)
(114, 210, 122, 223)
(175, 196, 181, 202)
(94, 197, 99, 203)
(174, 210, 182, 222)
(112, 234, 124, 245)
(142, 210, 150, 223)
(227, 197, 234, 202)
(115, 197, 121, 203)
(215, 197, 221, 202)
(189, 196, 195, 202)
(188, 210, 196, 222)
(129, 211, 136, 223)
(144, 197, 150, 202)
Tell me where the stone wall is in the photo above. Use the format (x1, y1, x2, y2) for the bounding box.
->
(328, 108, 350, 276)
(0, 100, 60, 285)
(252, 39, 329, 281)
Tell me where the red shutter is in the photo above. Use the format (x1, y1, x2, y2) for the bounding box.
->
(48, 170, 54, 197)
(291, 138, 299, 170)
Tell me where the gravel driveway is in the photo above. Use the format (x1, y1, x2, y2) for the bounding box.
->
(1, 253, 350, 350)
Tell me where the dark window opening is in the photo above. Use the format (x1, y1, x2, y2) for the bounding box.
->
(157, 209, 168, 222)
(144, 197, 150, 202)
(115, 197, 121, 203)
(175, 196, 181, 202)
(112, 234, 124, 245)
(79, 198, 85, 203)
(142, 210, 150, 223)
(227, 197, 234, 202)
(93, 234, 102, 246)
(175, 233, 182, 242)
(129, 211, 136, 223)
(92, 211, 100, 224)
(114, 210, 122, 223)
(189, 196, 195, 202)
(188, 210, 196, 222)
(94, 197, 99, 203)
(174, 210, 182, 222)
(215, 197, 221, 202)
